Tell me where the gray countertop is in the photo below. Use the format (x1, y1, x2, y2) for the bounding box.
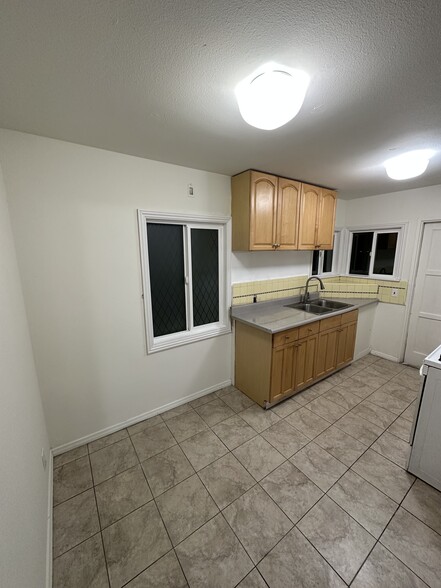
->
(231, 295, 378, 334)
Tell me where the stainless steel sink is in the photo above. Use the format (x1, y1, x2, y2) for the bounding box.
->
(284, 302, 335, 314)
(314, 299, 353, 310)
(284, 299, 354, 315)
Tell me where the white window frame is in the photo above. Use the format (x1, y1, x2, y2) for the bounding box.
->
(311, 230, 341, 277)
(344, 223, 407, 280)
(138, 210, 231, 354)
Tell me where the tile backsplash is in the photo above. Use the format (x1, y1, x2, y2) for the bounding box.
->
(232, 275, 408, 306)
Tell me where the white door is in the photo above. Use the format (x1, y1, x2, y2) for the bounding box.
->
(405, 222, 441, 367)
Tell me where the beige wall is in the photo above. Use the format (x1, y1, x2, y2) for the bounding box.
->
(0, 130, 232, 448)
(0, 159, 51, 587)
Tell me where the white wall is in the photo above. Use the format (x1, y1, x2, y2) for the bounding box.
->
(0, 130, 232, 448)
(345, 183, 441, 360)
(0, 160, 50, 587)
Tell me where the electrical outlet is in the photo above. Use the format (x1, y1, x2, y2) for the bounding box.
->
(41, 448, 47, 470)
(391, 288, 398, 297)
(188, 183, 195, 198)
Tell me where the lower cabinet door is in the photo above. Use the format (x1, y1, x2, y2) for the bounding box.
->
(270, 343, 297, 403)
(336, 321, 357, 369)
(293, 335, 318, 390)
(315, 329, 338, 379)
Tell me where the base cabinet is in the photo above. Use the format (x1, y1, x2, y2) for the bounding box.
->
(235, 309, 358, 407)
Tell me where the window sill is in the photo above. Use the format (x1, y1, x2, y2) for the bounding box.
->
(147, 324, 231, 354)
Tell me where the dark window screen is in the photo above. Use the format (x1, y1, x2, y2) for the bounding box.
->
(147, 223, 187, 337)
(350, 232, 373, 275)
(312, 251, 319, 275)
(191, 228, 219, 326)
(373, 232, 397, 275)
(323, 249, 333, 273)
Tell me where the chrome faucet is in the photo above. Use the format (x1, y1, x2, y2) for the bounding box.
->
(303, 276, 325, 303)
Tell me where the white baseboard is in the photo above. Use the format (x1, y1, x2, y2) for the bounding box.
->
(46, 450, 53, 588)
(52, 379, 231, 456)
(370, 350, 400, 362)
(354, 346, 372, 361)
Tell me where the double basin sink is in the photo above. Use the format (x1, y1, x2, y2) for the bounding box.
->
(285, 299, 353, 315)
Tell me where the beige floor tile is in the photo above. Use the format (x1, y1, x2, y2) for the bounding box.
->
(175, 514, 253, 588)
(352, 543, 427, 588)
(261, 419, 309, 458)
(315, 425, 367, 467)
(290, 442, 347, 492)
(141, 445, 194, 497)
(102, 502, 171, 588)
(223, 485, 293, 564)
(95, 465, 152, 528)
(402, 478, 441, 536)
(260, 461, 323, 523)
(90, 438, 139, 485)
(211, 414, 256, 450)
(52, 533, 108, 588)
(298, 496, 376, 584)
(232, 435, 285, 481)
(381, 508, 441, 588)
(53, 455, 93, 505)
(285, 407, 330, 440)
(125, 550, 187, 587)
(351, 449, 415, 503)
(198, 453, 255, 510)
(258, 527, 346, 588)
(156, 474, 218, 545)
(371, 431, 411, 469)
(328, 470, 397, 538)
(180, 429, 228, 471)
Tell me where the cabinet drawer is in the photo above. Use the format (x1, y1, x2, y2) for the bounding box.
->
(341, 309, 359, 325)
(273, 328, 299, 348)
(319, 315, 342, 332)
(298, 321, 320, 339)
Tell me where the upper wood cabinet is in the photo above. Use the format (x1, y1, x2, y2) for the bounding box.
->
(232, 170, 300, 251)
(297, 184, 337, 250)
(232, 170, 336, 251)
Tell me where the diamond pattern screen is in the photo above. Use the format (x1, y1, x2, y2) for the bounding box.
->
(191, 228, 219, 327)
(147, 223, 187, 337)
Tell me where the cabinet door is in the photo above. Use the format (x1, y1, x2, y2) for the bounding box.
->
(336, 321, 357, 369)
(270, 343, 296, 403)
(314, 329, 338, 379)
(316, 189, 337, 249)
(276, 177, 300, 250)
(293, 335, 318, 390)
(249, 171, 278, 250)
(344, 321, 357, 364)
(297, 183, 320, 250)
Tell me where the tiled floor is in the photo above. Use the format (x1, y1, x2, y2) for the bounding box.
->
(52, 355, 441, 588)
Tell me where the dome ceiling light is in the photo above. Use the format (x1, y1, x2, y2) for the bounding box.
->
(384, 149, 435, 180)
(235, 63, 310, 130)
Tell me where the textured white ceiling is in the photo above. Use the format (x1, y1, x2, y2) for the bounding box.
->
(1, 0, 441, 198)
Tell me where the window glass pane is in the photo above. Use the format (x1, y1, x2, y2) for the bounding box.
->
(323, 249, 333, 273)
(312, 251, 319, 275)
(147, 223, 186, 337)
(349, 232, 373, 275)
(191, 228, 219, 326)
(373, 232, 397, 275)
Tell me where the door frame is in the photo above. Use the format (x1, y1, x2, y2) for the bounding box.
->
(402, 219, 441, 363)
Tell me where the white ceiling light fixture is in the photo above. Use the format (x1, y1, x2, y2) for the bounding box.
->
(384, 149, 435, 180)
(235, 63, 310, 130)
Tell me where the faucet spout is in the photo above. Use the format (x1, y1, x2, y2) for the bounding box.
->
(303, 276, 325, 303)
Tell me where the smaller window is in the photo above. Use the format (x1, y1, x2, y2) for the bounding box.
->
(312, 232, 339, 276)
(347, 228, 401, 279)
